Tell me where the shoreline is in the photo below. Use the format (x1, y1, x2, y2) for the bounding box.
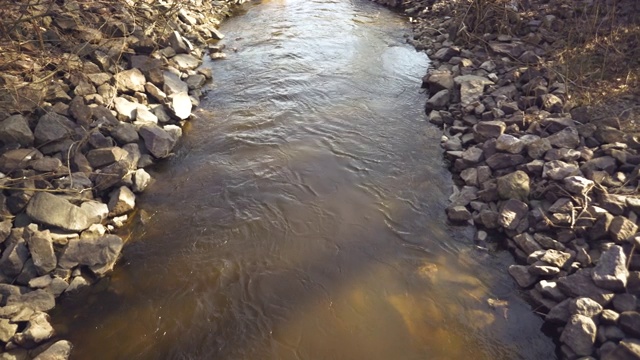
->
(372, 0, 640, 358)
(0, 0, 245, 357)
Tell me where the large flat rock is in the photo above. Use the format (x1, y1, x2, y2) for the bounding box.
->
(26, 192, 93, 232)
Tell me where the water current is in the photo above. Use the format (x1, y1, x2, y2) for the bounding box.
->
(52, 0, 558, 358)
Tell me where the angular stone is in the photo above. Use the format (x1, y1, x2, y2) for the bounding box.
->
(0, 318, 17, 342)
(169, 92, 192, 120)
(609, 216, 638, 243)
(68, 96, 93, 126)
(495, 134, 524, 154)
(540, 93, 564, 113)
(546, 299, 571, 324)
(115, 69, 149, 93)
(499, 199, 529, 230)
(548, 127, 580, 148)
(564, 176, 594, 195)
(454, 75, 494, 107)
(446, 205, 471, 222)
(163, 71, 189, 95)
(496, 170, 530, 201)
(0, 114, 34, 147)
(138, 124, 177, 159)
(26, 192, 93, 232)
(92, 161, 129, 192)
(512, 232, 542, 255)
(168, 31, 189, 54)
(528, 262, 560, 276)
(489, 41, 525, 57)
(425, 90, 450, 111)
(485, 153, 524, 170)
(527, 138, 552, 159)
(543, 160, 580, 180)
(113, 97, 138, 121)
(548, 198, 573, 213)
(24, 225, 56, 276)
(110, 122, 139, 145)
(613, 294, 637, 313)
(560, 314, 596, 356)
(135, 106, 158, 124)
(132, 169, 151, 193)
(619, 311, 640, 338)
(592, 245, 628, 291)
(0, 148, 42, 173)
(86, 147, 129, 168)
(34, 113, 76, 146)
(172, 54, 201, 71)
(474, 120, 506, 139)
(557, 268, 615, 305)
(433, 47, 460, 61)
(58, 235, 123, 276)
(145, 82, 167, 102)
(0, 235, 29, 277)
(108, 186, 135, 217)
(33, 340, 72, 360)
(29, 157, 63, 173)
(423, 70, 454, 93)
(540, 249, 571, 268)
(602, 339, 640, 360)
(508, 265, 537, 287)
(6, 289, 55, 312)
(570, 297, 603, 318)
(13, 312, 54, 347)
(536, 280, 566, 302)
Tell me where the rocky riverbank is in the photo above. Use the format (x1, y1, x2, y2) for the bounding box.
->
(372, 0, 640, 358)
(0, 0, 244, 358)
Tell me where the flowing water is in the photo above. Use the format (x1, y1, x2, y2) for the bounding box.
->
(52, 0, 557, 359)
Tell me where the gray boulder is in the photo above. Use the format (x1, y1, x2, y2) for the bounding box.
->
(508, 265, 537, 287)
(33, 113, 76, 146)
(496, 170, 530, 201)
(0, 234, 29, 277)
(0, 148, 43, 173)
(139, 124, 177, 158)
(425, 90, 450, 111)
(0, 318, 17, 342)
(86, 147, 129, 168)
(57, 235, 123, 276)
(169, 92, 192, 120)
(113, 97, 138, 121)
(474, 120, 506, 139)
(569, 297, 603, 318)
(24, 225, 56, 276)
(26, 192, 93, 232)
(13, 311, 54, 348)
(619, 311, 640, 338)
(163, 71, 189, 95)
(108, 186, 136, 216)
(557, 268, 615, 305)
(33, 340, 72, 360)
(172, 54, 201, 71)
(592, 245, 628, 291)
(6, 289, 55, 312)
(0, 114, 34, 147)
(560, 314, 596, 356)
(115, 68, 146, 93)
(495, 134, 524, 154)
(454, 75, 494, 107)
(609, 216, 638, 243)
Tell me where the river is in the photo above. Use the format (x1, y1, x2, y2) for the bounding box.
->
(51, 0, 557, 358)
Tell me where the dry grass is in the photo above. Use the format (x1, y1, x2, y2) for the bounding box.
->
(474, 1, 637, 104)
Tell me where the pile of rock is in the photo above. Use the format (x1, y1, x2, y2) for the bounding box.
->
(0, 0, 243, 357)
(372, 0, 640, 358)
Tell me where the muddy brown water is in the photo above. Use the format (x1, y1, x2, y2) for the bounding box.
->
(51, 0, 558, 359)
